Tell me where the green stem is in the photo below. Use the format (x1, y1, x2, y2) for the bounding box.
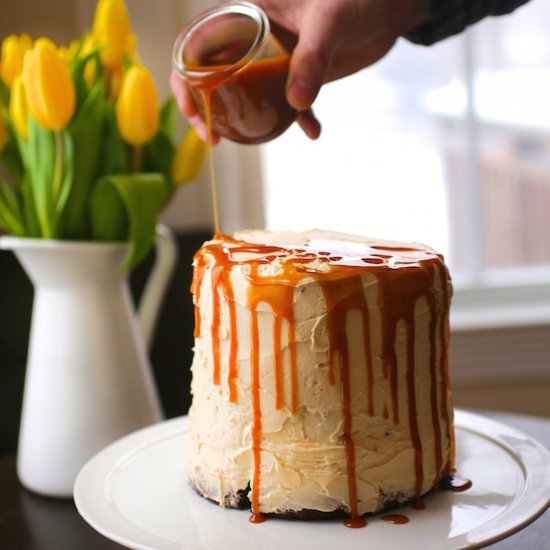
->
(53, 130, 63, 200)
(132, 146, 142, 173)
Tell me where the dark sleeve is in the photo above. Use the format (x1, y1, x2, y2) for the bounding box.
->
(404, 0, 531, 46)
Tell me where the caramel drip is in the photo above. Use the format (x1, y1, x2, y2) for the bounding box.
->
(249, 512, 266, 524)
(436, 262, 454, 471)
(406, 317, 423, 504)
(377, 266, 433, 503)
(221, 269, 239, 403)
(273, 315, 284, 409)
(248, 281, 297, 411)
(288, 318, 298, 414)
(378, 288, 399, 424)
(426, 265, 443, 490)
(440, 476, 472, 492)
(249, 288, 264, 520)
(191, 252, 209, 338)
(191, 235, 448, 523)
(211, 265, 222, 385)
(320, 276, 371, 524)
(202, 88, 220, 235)
(344, 516, 368, 529)
(380, 514, 410, 525)
(363, 307, 374, 417)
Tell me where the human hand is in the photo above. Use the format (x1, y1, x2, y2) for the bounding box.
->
(254, 0, 431, 111)
(170, 0, 430, 142)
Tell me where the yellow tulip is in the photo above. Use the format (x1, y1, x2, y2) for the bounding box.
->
(79, 34, 97, 87)
(124, 33, 138, 63)
(110, 66, 128, 102)
(9, 75, 29, 140)
(1, 33, 32, 88)
(116, 65, 158, 146)
(58, 40, 79, 65)
(23, 38, 76, 132)
(92, 0, 131, 70)
(171, 126, 206, 185)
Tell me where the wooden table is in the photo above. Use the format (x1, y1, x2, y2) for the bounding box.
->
(1, 411, 548, 549)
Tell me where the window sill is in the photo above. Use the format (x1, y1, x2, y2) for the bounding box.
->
(450, 269, 550, 331)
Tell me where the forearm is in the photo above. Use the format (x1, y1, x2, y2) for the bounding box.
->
(404, 0, 531, 45)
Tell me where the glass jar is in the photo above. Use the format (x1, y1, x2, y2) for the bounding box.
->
(172, 1, 297, 144)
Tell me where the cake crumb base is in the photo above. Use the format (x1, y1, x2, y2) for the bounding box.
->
(188, 478, 433, 520)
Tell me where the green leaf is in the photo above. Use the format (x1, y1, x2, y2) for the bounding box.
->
(90, 173, 170, 269)
(100, 102, 130, 176)
(52, 130, 74, 237)
(142, 129, 176, 188)
(160, 96, 178, 139)
(0, 123, 24, 185)
(0, 175, 24, 235)
(26, 118, 56, 238)
(71, 39, 104, 112)
(60, 82, 106, 238)
(0, 80, 9, 106)
(19, 172, 41, 237)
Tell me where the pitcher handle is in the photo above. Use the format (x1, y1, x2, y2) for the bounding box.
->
(138, 224, 178, 351)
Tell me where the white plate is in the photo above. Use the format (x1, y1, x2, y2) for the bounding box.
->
(74, 410, 550, 550)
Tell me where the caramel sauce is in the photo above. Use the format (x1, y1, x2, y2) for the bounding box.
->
(249, 512, 266, 524)
(344, 516, 368, 529)
(273, 314, 284, 409)
(187, 55, 296, 144)
(211, 265, 222, 385)
(427, 264, 443, 490)
(412, 500, 426, 510)
(220, 267, 239, 403)
(203, 89, 220, 236)
(440, 476, 472, 492)
(249, 278, 263, 519)
(192, 235, 452, 525)
(434, 262, 454, 472)
(319, 275, 371, 525)
(380, 514, 410, 525)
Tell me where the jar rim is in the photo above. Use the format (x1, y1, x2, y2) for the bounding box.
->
(172, 1, 270, 81)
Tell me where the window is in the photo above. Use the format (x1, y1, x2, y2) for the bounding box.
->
(261, 0, 550, 306)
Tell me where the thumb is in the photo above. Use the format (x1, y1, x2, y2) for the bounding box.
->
(286, 3, 344, 110)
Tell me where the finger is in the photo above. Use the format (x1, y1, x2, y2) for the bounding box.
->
(285, 2, 345, 110)
(296, 109, 321, 140)
(170, 69, 220, 145)
(170, 68, 197, 118)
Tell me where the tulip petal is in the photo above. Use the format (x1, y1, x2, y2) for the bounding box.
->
(10, 75, 29, 140)
(1, 34, 32, 88)
(171, 126, 206, 185)
(92, 0, 131, 70)
(23, 38, 75, 131)
(116, 65, 158, 146)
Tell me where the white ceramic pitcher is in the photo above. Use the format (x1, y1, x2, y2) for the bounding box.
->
(0, 225, 177, 497)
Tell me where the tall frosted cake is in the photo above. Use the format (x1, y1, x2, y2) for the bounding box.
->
(186, 229, 453, 524)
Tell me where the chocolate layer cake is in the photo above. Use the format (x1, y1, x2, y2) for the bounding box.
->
(185, 230, 454, 524)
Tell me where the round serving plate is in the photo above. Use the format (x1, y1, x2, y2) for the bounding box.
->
(74, 410, 550, 550)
